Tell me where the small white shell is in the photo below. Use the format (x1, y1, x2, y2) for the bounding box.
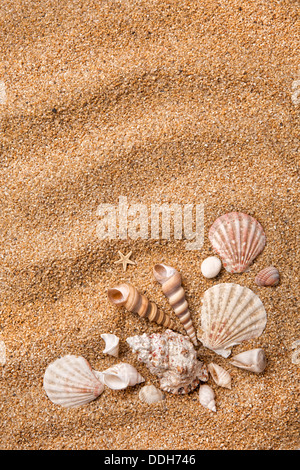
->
(201, 256, 222, 279)
(291, 339, 300, 365)
(199, 384, 216, 412)
(43, 355, 104, 408)
(97, 362, 145, 390)
(101, 333, 119, 358)
(0, 340, 6, 366)
(139, 384, 165, 404)
(208, 363, 231, 389)
(229, 348, 267, 373)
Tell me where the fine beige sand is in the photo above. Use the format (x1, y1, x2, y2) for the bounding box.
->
(0, 0, 299, 450)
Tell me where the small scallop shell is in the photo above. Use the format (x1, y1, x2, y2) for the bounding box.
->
(208, 363, 231, 389)
(229, 348, 267, 373)
(201, 256, 222, 279)
(43, 355, 104, 408)
(255, 266, 280, 287)
(199, 384, 216, 412)
(101, 333, 119, 358)
(139, 384, 165, 404)
(97, 362, 145, 390)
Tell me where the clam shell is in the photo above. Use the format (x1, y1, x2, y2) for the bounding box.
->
(199, 384, 216, 412)
(208, 363, 231, 389)
(201, 256, 222, 279)
(97, 362, 145, 390)
(230, 348, 267, 373)
(139, 384, 165, 404)
(255, 266, 280, 287)
(43, 355, 104, 408)
(198, 283, 267, 358)
(153, 263, 197, 346)
(209, 212, 266, 273)
(101, 333, 120, 358)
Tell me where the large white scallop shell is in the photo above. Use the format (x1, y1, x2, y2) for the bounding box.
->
(97, 362, 145, 390)
(43, 355, 104, 408)
(208, 363, 231, 389)
(209, 212, 266, 273)
(199, 384, 216, 412)
(139, 384, 165, 405)
(101, 333, 120, 358)
(197, 283, 267, 358)
(229, 348, 267, 373)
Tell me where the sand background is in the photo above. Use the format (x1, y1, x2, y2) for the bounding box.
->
(0, 0, 299, 450)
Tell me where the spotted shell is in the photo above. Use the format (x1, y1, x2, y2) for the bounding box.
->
(255, 266, 280, 287)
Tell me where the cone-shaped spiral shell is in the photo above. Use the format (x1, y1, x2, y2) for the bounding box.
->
(229, 348, 267, 373)
(208, 363, 231, 389)
(198, 283, 267, 358)
(209, 212, 266, 273)
(101, 333, 120, 357)
(153, 264, 197, 346)
(97, 362, 145, 390)
(107, 283, 176, 330)
(199, 384, 216, 412)
(139, 384, 165, 404)
(43, 355, 104, 408)
(255, 266, 280, 287)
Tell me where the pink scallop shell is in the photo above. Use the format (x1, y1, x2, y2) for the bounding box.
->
(255, 266, 280, 286)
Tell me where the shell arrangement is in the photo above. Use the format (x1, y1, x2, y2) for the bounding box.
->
(42, 210, 282, 412)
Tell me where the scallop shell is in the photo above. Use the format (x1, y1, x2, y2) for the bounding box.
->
(139, 384, 165, 404)
(101, 333, 120, 358)
(229, 348, 267, 373)
(153, 263, 197, 346)
(208, 363, 231, 389)
(201, 256, 222, 279)
(199, 384, 216, 412)
(255, 266, 280, 287)
(107, 283, 176, 330)
(97, 362, 145, 390)
(198, 283, 267, 358)
(209, 212, 266, 273)
(43, 355, 104, 408)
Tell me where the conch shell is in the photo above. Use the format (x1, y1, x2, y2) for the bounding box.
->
(153, 263, 197, 346)
(101, 333, 119, 358)
(255, 266, 280, 287)
(208, 363, 231, 389)
(139, 384, 165, 404)
(199, 384, 216, 412)
(229, 348, 267, 373)
(107, 283, 176, 330)
(96, 362, 145, 390)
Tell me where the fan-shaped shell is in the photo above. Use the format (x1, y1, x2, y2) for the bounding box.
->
(230, 348, 267, 373)
(197, 283, 267, 358)
(43, 355, 104, 408)
(255, 266, 280, 287)
(199, 384, 216, 412)
(97, 362, 145, 390)
(209, 212, 266, 273)
(139, 384, 165, 404)
(101, 333, 119, 357)
(208, 363, 231, 389)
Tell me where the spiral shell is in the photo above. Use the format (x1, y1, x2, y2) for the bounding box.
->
(43, 355, 104, 408)
(107, 283, 176, 330)
(255, 266, 280, 287)
(139, 384, 165, 404)
(208, 363, 231, 389)
(229, 348, 267, 373)
(97, 362, 145, 390)
(153, 263, 197, 346)
(199, 384, 216, 412)
(101, 333, 120, 358)
(209, 212, 266, 273)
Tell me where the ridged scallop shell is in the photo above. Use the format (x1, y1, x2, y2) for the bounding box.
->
(101, 333, 120, 358)
(153, 263, 197, 346)
(198, 283, 267, 358)
(209, 212, 266, 273)
(139, 384, 165, 404)
(107, 283, 176, 330)
(208, 363, 231, 389)
(255, 266, 280, 287)
(43, 355, 104, 408)
(230, 348, 267, 373)
(199, 384, 216, 412)
(97, 362, 145, 390)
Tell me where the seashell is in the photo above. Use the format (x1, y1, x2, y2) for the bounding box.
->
(291, 339, 300, 365)
(153, 263, 197, 346)
(201, 256, 222, 279)
(101, 333, 119, 357)
(43, 355, 104, 408)
(208, 363, 231, 389)
(97, 362, 145, 390)
(0, 340, 6, 366)
(198, 283, 267, 358)
(199, 384, 216, 412)
(139, 384, 165, 404)
(229, 348, 267, 373)
(209, 212, 266, 273)
(126, 329, 208, 394)
(107, 283, 176, 330)
(255, 266, 280, 287)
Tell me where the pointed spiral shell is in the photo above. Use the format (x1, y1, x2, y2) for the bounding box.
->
(199, 384, 216, 412)
(229, 348, 267, 373)
(255, 266, 280, 287)
(208, 363, 231, 389)
(97, 362, 145, 390)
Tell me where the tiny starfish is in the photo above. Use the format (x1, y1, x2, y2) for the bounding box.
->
(114, 250, 136, 271)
